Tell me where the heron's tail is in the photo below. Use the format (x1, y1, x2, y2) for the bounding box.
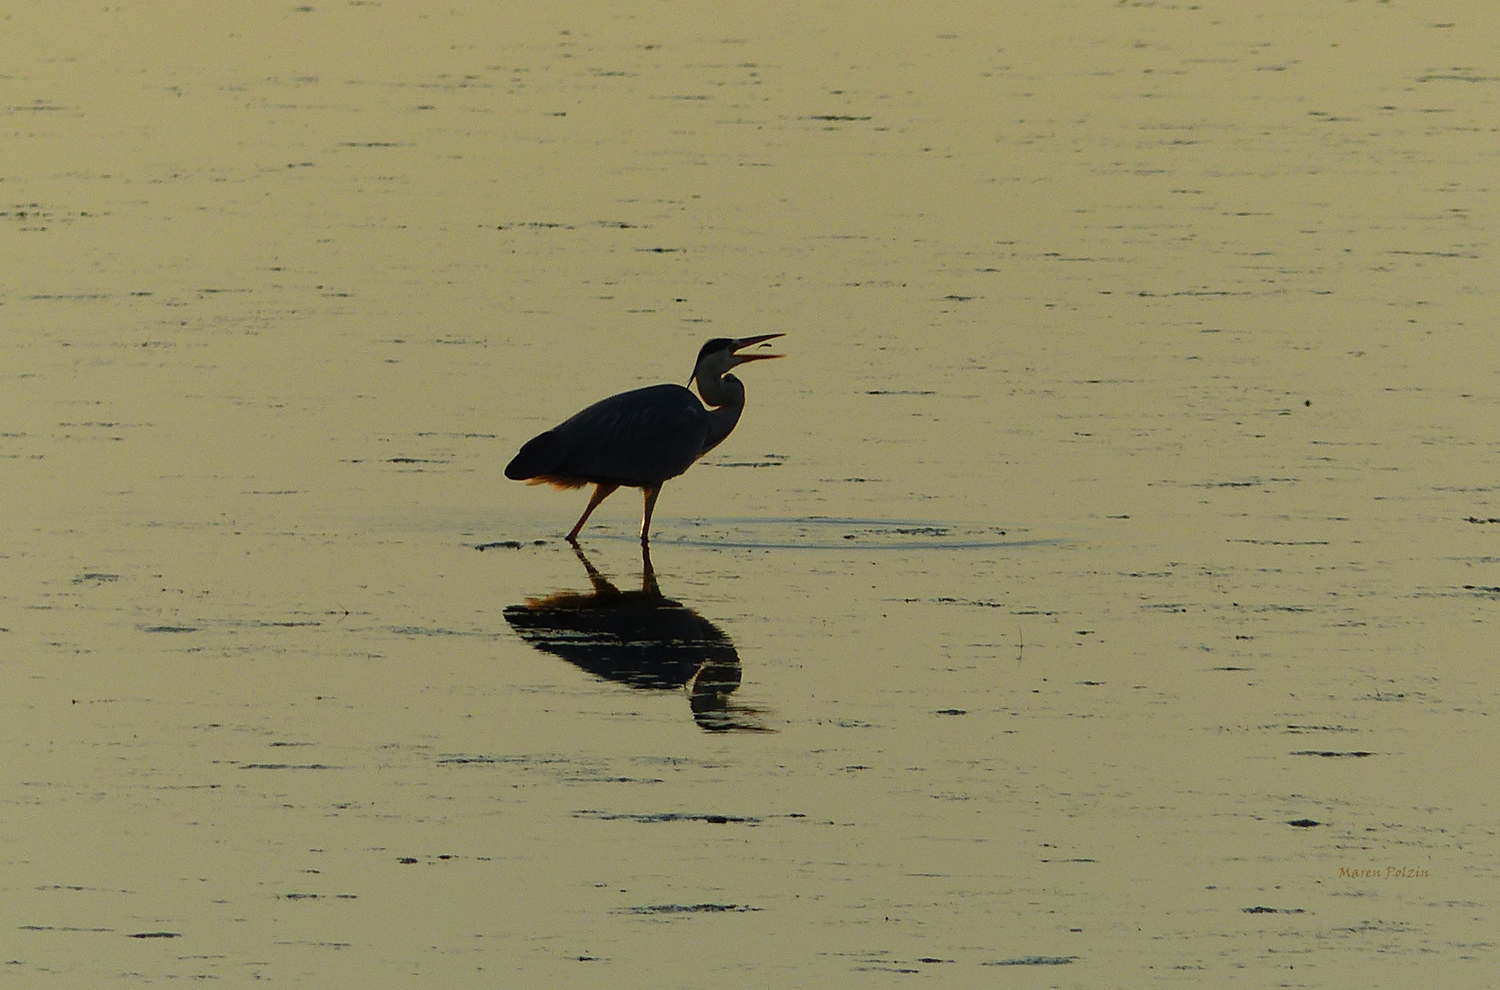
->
(506, 430, 567, 481)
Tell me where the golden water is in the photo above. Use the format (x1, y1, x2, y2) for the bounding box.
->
(4, 2, 1498, 984)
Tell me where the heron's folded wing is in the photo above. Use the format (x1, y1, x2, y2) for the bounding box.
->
(507, 384, 709, 486)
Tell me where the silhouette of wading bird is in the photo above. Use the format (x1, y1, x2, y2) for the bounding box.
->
(505, 334, 785, 544)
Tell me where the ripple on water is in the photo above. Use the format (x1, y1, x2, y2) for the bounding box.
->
(591, 516, 1063, 551)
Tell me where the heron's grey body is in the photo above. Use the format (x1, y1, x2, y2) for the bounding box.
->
(505, 383, 738, 489)
(505, 335, 783, 543)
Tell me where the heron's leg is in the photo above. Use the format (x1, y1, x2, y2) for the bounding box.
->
(567, 483, 619, 543)
(639, 485, 662, 544)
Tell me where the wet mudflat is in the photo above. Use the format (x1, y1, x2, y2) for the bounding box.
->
(4, 2, 1499, 986)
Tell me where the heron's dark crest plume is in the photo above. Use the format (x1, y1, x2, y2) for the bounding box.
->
(505, 334, 784, 543)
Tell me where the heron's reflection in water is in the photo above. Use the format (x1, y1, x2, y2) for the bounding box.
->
(504, 544, 767, 731)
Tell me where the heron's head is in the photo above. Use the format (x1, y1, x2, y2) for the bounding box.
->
(689, 334, 784, 386)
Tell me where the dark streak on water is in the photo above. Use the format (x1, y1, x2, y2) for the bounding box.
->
(238, 763, 337, 770)
(621, 516, 1052, 551)
(620, 903, 762, 915)
(572, 810, 805, 825)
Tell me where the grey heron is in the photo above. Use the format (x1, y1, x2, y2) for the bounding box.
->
(505, 334, 784, 543)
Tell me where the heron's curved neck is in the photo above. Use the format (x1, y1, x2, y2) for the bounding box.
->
(695, 369, 743, 409)
(697, 372, 745, 455)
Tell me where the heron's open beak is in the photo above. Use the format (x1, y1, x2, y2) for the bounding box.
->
(729, 333, 785, 366)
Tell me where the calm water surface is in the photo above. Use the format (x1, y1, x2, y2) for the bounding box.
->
(4, 2, 1499, 985)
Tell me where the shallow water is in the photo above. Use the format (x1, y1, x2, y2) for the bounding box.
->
(5, 2, 1499, 985)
